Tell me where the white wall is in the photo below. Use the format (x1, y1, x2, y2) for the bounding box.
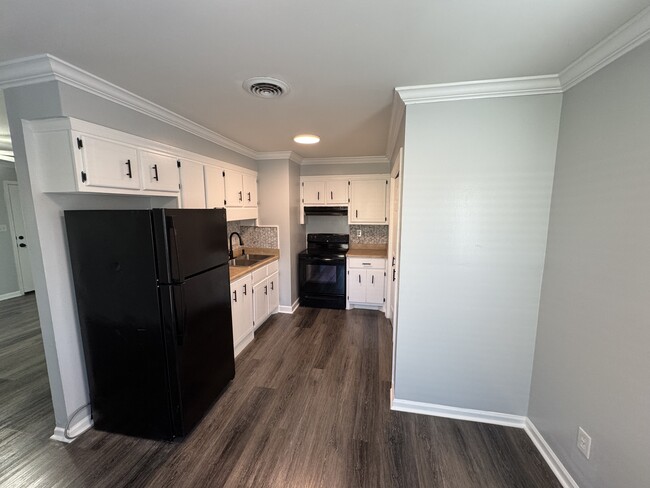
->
(300, 162, 389, 176)
(394, 94, 562, 415)
(529, 41, 650, 488)
(0, 164, 20, 297)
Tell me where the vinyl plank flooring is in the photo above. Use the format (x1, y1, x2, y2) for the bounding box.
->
(0, 297, 562, 488)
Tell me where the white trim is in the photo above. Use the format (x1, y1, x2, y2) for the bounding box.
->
(0, 290, 23, 302)
(560, 6, 650, 91)
(525, 418, 580, 488)
(50, 413, 93, 443)
(234, 331, 255, 358)
(3, 180, 27, 294)
(396, 75, 562, 105)
(256, 151, 304, 165)
(391, 397, 526, 428)
(278, 298, 300, 314)
(300, 155, 389, 166)
(386, 91, 406, 160)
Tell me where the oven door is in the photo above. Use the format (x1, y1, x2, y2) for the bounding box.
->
(299, 256, 346, 297)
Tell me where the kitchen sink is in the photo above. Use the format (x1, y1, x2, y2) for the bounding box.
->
(229, 254, 273, 267)
(245, 254, 273, 260)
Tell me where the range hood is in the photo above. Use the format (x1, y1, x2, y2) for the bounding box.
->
(303, 206, 348, 216)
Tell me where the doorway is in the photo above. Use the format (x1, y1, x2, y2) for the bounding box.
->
(4, 181, 34, 294)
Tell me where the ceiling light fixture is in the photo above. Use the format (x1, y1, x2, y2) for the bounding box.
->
(293, 134, 320, 144)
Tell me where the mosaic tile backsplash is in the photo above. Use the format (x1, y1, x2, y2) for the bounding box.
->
(226, 221, 279, 251)
(349, 225, 388, 245)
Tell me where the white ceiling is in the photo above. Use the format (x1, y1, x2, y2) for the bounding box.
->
(0, 0, 648, 158)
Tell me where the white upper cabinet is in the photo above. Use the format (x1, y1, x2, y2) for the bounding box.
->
(204, 165, 226, 208)
(179, 159, 206, 208)
(224, 169, 244, 207)
(326, 180, 348, 204)
(302, 181, 326, 205)
(139, 150, 180, 193)
(77, 133, 140, 190)
(349, 179, 388, 224)
(224, 169, 259, 220)
(243, 173, 257, 207)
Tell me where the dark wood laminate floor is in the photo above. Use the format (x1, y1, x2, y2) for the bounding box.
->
(0, 301, 561, 488)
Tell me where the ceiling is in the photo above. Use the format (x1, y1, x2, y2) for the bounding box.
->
(0, 0, 648, 159)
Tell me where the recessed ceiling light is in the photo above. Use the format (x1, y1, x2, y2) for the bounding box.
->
(293, 134, 320, 144)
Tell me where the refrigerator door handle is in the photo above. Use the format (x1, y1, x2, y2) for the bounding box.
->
(168, 219, 184, 282)
(173, 286, 186, 346)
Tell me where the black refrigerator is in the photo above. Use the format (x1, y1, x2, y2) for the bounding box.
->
(65, 208, 235, 441)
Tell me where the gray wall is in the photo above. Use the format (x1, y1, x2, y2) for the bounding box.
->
(529, 42, 650, 487)
(394, 94, 562, 415)
(4, 80, 257, 435)
(300, 162, 389, 176)
(0, 164, 20, 296)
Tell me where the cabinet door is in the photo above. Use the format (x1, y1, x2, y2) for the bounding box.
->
(139, 150, 180, 192)
(78, 134, 140, 190)
(366, 269, 385, 304)
(224, 170, 244, 207)
(230, 280, 243, 346)
(205, 165, 226, 208)
(242, 174, 257, 207)
(326, 180, 348, 204)
(179, 159, 206, 208)
(348, 269, 366, 303)
(302, 181, 325, 205)
(350, 179, 388, 223)
(268, 272, 279, 313)
(253, 279, 269, 329)
(231, 277, 254, 350)
(240, 280, 253, 337)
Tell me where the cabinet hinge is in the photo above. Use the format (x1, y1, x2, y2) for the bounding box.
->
(222, 171, 225, 177)
(177, 160, 181, 168)
(179, 184, 181, 190)
(76, 137, 83, 149)
(383, 298, 386, 302)
(386, 180, 388, 185)
(301, 182, 304, 186)
(80, 171, 87, 183)
(385, 217, 387, 222)
(224, 199, 227, 205)
(301, 198, 304, 203)
(384, 272, 386, 276)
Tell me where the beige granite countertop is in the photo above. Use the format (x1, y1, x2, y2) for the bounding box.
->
(347, 244, 388, 258)
(229, 248, 280, 282)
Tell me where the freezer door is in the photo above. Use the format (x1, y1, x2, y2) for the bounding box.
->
(153, 208, 229, 283)
(166, 264, 235, 436)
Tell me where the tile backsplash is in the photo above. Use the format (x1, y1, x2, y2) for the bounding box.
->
(226, 221, 279, 251)
(349, 225, 388, 245)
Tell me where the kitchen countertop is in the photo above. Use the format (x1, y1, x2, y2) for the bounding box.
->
(347, 244, 388, 259)
(229, 248, 280, 282)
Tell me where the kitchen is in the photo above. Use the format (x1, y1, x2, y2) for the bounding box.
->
(0, 2, 649, 487)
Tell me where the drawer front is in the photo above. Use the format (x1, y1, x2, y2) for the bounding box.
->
(348, 257, 386, 269)
(266, 259, 279, 274)
(252, 267, 268, 284)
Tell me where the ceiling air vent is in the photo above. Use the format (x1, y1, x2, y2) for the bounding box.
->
(243, 77, 290, 99)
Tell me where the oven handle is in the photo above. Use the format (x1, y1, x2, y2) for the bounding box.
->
(302, 257, 343, 264)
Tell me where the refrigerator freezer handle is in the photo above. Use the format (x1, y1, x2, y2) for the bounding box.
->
(168, 218, 184, 281)
(173, 286, 186, 346)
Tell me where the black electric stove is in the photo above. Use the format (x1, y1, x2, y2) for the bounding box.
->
(298, 234, 349, 309)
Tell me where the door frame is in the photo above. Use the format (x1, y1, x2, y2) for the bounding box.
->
(3, 180, 27, 296)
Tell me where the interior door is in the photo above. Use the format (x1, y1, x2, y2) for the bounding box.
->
(205, 165, 226, 208)
(179, 159, 206, 208)
(78, 133, 140, 190)
(302, 181, 325, 205)
(5, 182, 34, 292)
(139, 150, 180, 192)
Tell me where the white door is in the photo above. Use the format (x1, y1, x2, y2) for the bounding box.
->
(242, 174, 257, 207)
(268, 272, 279, 313)
(326, 180, 348, 204)
(252, 279, 269, 329)
(366, 270, 385, 305)
(139, 150, 180, 192)
(348, 269, 365, 303)
(350, 179, 388, 223)
(302, 181, 325, 205)
(5, 182, 34, 292)
(179, 159, 206, 208)
(77, 133, 140, 190)
(224, 170, 243, 207)
(204, 166, 226, 208)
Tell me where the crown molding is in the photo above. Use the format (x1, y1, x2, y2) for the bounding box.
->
(256, 150, 304, 164)
(0, 54, 259, 160)
(0, 158, 15, 167)
(559, 6, 650, 91)
(396, 75, 563, 105)
(386, 91, 406, 162)
(300, 155, 389, 166)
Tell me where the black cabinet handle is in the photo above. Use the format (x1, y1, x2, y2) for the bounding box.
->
(372, 275, 374, 284)
(392, 257, 396, 266)
(247, 191, 251, 202)
(358, 275, 361, 283)
(356, 210, 358, 218)
(264, 285, 268, 295)
(239, 191, 243, 201)
(317, 191, 320, 200)
(125, 159, 133, 178)
(270, 281, 274, 290)
(243, 284, 247, 295)
(393, 269, 396, 282)
(19, 243, 26, 248)
(153, 164, 159, 181)
(233, 290, 237, 302)
(331, 191, 333, 200)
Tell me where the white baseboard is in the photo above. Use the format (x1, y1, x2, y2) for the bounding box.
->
(524, 418, 580, 488)
(50, 414, 93, 443)
(234, 331, 254, 358)
(0, 290, 23, 302)
(391, 397, 526, 428)
(278, 299, 299, 314)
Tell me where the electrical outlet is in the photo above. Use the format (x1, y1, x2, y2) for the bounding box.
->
(357, 229, 362, 237)
(0, 224, 7, 232)
(577, 427, 591, 459)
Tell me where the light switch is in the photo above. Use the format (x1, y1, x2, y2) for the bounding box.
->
(0, 225, 7, 232)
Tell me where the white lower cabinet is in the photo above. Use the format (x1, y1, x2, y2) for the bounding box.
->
(230, 259, 279, 357)
(230, 274, 254, 357)
(347, 257, 386, 309)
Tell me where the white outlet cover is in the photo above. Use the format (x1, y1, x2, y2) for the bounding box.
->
(357, 230, 362, 237)
(577, 427, 592, 459)
(0, 224, 7, 232)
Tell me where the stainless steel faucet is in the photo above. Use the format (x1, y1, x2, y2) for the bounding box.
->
(229, 232, 243, 259)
